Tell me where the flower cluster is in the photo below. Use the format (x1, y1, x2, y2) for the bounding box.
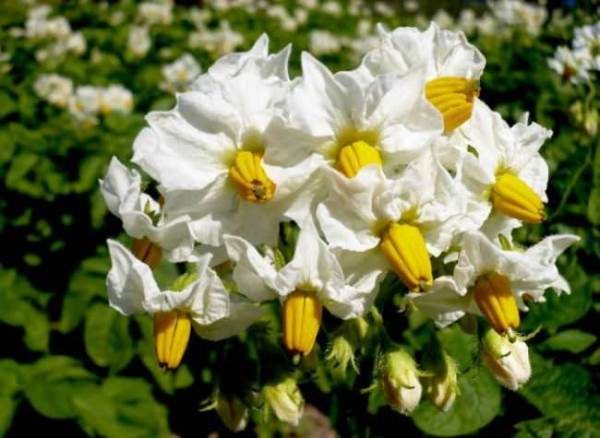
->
(34, 74, 134, 124)
(549, 22, 600, 84)
(18, 4, 86, 62)
(102, 24, 577, 427)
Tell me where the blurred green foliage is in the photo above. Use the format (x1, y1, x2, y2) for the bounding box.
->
(0, 0, 598, 437)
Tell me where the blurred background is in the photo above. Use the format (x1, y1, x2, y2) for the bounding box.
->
(0, 0, 598, 436)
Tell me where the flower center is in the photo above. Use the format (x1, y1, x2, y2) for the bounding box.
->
(335, 140, 383, 178)
(378, 223, 432, 292)
(425, 76, 479, 133)
(153, 310, 192, 370)
(473, 272, 520, 334)
(228, 150, 276, 203)
(491, 172, 545, 223)
(282, 289, 322, 356)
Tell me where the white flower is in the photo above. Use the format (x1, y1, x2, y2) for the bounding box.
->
(432, 10, 454, 30)
(188, 21, 244, 56)
(68, 85, 102, 122)
(99, 85, 134, 115)
(128, 25, 151, 58)
(100, 157, 196, 262)
(317, 153, 469, 258)
(573, 22, 600, 71)
(361, 22, 485, 82)
(280, 51, 441, 169)
(457, 100, 552, 236)
(321, 1, 343, 16)
(309, 30, 342, 55)
(224, 218, 382, 319)
(491, 0, 547, 36)
(133, 36, 318, 248)
(548, 46, 590, 84)
(106, 240, 262, 340)
(137, 1, 173, 26)
(409, 231, 579, 328)
(33, 74, 73, 108)
(160, 53, 202, 93)
(457, 9, 477, 35)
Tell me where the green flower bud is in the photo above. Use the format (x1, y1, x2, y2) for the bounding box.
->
(380, 349, 422, 414)
(481, 328, 531, 391)
(216, 393, 248, 432)
(263, 377, 304, 426)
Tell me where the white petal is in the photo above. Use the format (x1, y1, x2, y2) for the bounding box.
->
(408, 276, 472, 327)
(224, 235, 279, 301)
(106, 239, 160, 315)
(193, 298, 264, 341)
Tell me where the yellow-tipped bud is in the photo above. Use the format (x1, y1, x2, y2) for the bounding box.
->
(153, 310, 192, 370)
(473, 273, 520, 334)
(228, 150, 276, 203)
(379, 223, 432, 292)
(336, 140, 382, 178)
(283, 289, 322, 356)
(491, 173, 545, 223)
(131, 237, 162, 270)
(425, 76, 479, 133)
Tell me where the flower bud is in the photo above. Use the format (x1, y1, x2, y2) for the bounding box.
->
(379, 223, 432, 292)
(491, 173, 545, 223)
(481, 328, 531, 391)
(336, 140, 382, 178)
(263, 377, 305, 426)
(215, 393, 249, 432)
(283, 289, 323, 356)
(228, 150, 276, 203)
(425, 76, 479, 133)
(131, 237, 161, 270)
(473, 272, 520, 334)
(380, 349, 422, 414)
(423, 351, 459, 412)
(326, 317, 369, 377)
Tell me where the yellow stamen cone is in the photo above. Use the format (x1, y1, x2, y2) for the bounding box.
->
(153, 310, 192, 370)
(425, 77, 479, 133)
(336, 140, 383, 178)
(473, 273, 520, 334)
(228, 150, 276, 203)
(379, 223, 432, 292)
(283, 289, 322, 356)
(491, 173, 545, 223)
(131, 237, 162, 270)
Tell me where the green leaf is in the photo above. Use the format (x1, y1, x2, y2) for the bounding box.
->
(0, 397, 17, 437)
(412, 367, 501, 436)
(0, 91, 17, 119)
(60, 249, 110, 333)
(540, 329, 596, 354)
(436, 323, 479, 370)
(84, 304, 134, 373)
(514, 417, 555, 438)
(0, 360, 22, 397)
(72, 377, 170, 438)
(23, 356, 97, 419)
(0, 269, 50, 352)
(519, 353, 600, 436)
